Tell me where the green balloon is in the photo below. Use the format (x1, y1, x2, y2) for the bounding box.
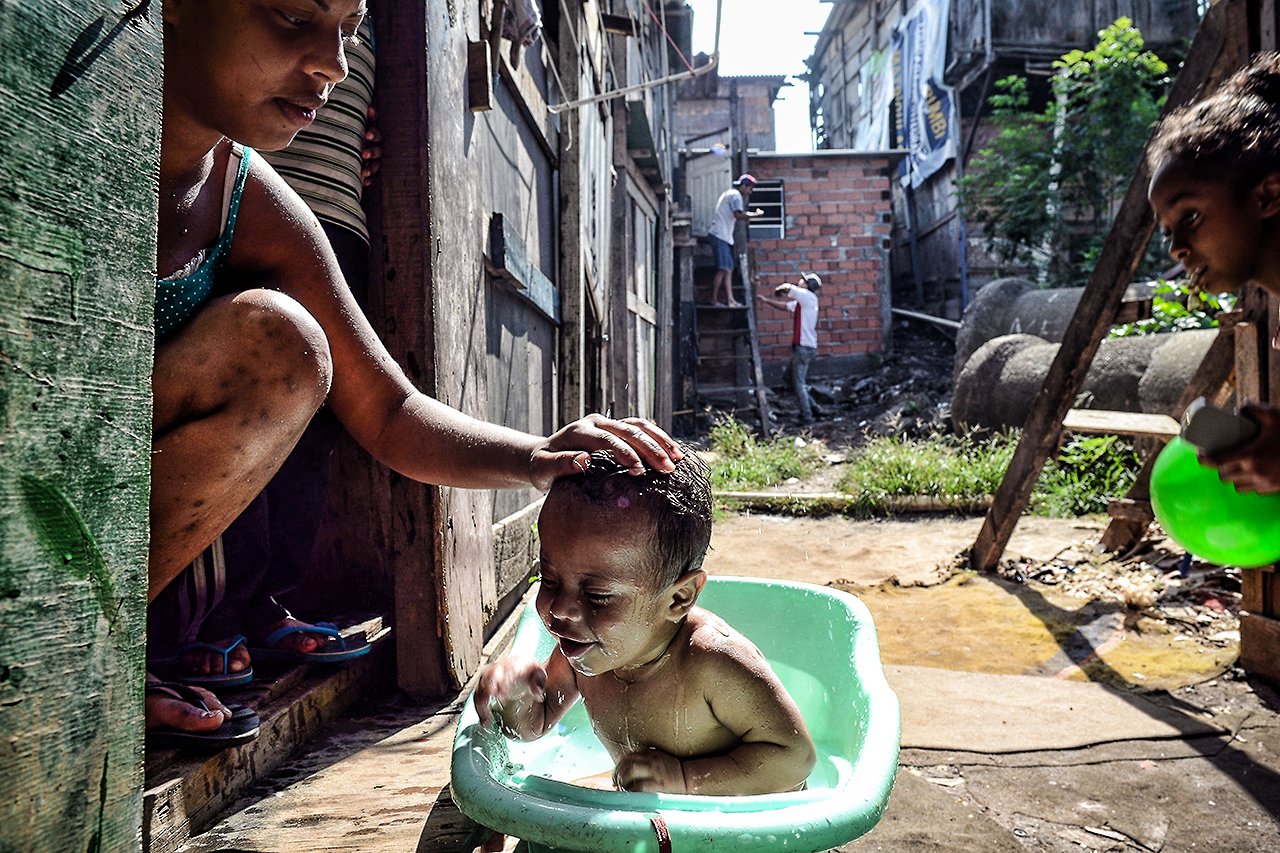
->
(1150, 437, 1280, 568)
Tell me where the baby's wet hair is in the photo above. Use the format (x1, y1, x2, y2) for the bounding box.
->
(1148, 52, 1280, 192)
(550, 445, 713, 588)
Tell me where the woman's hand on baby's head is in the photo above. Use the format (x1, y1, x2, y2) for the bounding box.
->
(474, 658, 547, 727)
(613, 747, 687, 794)
(530, 414, 683, 491)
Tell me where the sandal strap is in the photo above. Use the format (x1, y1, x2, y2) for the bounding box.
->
(259, 623, 345, 650)
(145, 679, 211, 712)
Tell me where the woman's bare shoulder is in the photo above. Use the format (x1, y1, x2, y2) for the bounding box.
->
(228, 152, 333, 278)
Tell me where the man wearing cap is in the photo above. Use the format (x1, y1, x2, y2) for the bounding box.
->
(757, 273, 823, 425)
(708, 174, 765, 306)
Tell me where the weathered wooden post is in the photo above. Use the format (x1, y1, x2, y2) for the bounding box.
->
(0, 2, 160, 849)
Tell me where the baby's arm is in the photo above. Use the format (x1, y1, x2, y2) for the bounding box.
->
(1206, 402, 1280, 494)
(616, 643, 816, 795)
(473, 650, 579, 740)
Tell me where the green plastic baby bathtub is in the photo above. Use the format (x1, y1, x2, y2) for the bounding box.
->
(450, 576, 900, 853)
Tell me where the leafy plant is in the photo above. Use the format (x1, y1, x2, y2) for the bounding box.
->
(706, 416, 822, 491)
(1032, 434, 1141, 516)
(1109, 279, 1236, 337)
(958, 18, 1171, 288)
(836, 433, 1017, 512)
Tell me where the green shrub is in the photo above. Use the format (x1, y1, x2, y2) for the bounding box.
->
(1031, 434, 1141, 516)
(1109, 279, 1236, 338)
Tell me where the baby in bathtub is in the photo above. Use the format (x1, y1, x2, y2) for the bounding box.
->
(473, 448, 816, 796)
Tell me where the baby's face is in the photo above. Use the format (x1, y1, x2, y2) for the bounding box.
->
(535, 493, 676, 678)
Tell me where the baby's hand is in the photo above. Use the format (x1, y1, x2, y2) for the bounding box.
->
(474, 658, 547, 728)
(613, 747, 687, 793)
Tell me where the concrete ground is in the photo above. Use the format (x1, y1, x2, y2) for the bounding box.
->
(180, 515, 1280, 852)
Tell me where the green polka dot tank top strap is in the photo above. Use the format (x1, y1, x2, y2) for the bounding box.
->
(154, 145, 253, 340)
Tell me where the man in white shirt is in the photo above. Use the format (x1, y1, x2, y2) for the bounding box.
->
(757, 272, 822, 425)
(708, 174, 764, 306)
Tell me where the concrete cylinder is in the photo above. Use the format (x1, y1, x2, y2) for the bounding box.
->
(954, 278, 1160, 380)
(951, 329, 1218, 434)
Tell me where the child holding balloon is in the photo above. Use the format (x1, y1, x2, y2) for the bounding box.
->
(1147, 52, 1280, 496)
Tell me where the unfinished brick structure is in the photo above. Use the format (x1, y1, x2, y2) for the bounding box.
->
(748, 151, 897, 376)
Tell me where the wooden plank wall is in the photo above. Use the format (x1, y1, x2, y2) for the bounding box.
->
(1240, 0, 1280, 681)
(0, 2, 160, 848)
(323, 0, 573, 692)
(558, 14, 587, 422)
(983, 0, 1203, 49)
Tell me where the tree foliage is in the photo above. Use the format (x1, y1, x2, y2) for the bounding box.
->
(958, 18, 1170, 287)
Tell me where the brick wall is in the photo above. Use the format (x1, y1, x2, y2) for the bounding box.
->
(747, 152, 896, 372)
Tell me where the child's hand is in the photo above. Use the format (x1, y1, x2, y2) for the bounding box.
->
(474, 658, 547, 728)
(360, 106, 383, 187)
(1206, 403, 1280, 494)
(613, 747, 687, 793)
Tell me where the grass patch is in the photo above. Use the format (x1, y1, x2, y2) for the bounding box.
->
(837, 432, 1140, 517)
(837, 433, 1016, 512)
(705, 417, 822, 491)
(1032, 434, 1141, 516)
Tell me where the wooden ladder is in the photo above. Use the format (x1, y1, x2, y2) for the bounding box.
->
(692, 249, 773, 438)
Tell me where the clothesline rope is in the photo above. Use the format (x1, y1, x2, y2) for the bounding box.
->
(641, 0, 695, 75)
(547, 0, 722, 113)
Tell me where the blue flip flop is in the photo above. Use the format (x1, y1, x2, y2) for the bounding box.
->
(248, 622, 370, 664)
(158, 634, 254, 687)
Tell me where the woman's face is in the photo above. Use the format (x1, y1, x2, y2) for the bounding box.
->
(1148, 155, 1270, 293)
(164, 0, 366, 151)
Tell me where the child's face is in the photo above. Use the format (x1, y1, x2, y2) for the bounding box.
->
(1149, 155, 1270, 293)
(535, 493, 683, 678)
(164, 0, 366, 151)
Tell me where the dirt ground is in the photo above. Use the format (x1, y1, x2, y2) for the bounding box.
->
(691, 320, 1279, 851)
(706, 319, 1246, 694)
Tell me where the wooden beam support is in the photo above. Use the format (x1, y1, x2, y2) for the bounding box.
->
(1099, 327, 1237, 552)
(488, 213, 561, 322)
(970, 4, 1236, 572)
(1061, 409, 1180, 440)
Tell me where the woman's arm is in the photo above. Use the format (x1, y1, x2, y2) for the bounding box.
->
(229, 160, 680, 490)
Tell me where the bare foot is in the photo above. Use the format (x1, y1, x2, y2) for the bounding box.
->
(255, 617, 333, 655)
(179, 637, 252, 678)
(145, 678, 229, 734)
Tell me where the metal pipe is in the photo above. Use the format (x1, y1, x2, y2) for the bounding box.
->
(891, 307, 962, 330)
(548, 0, 723, 113)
